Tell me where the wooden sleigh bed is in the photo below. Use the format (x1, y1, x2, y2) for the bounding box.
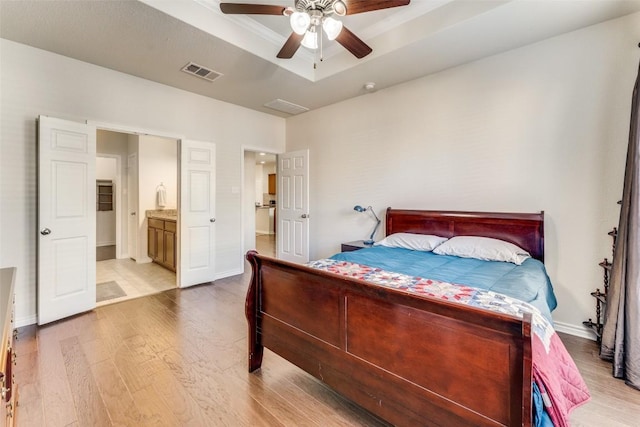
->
(245, 209, 547, 426)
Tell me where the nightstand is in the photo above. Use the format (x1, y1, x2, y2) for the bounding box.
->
(341, 240, 374, 252)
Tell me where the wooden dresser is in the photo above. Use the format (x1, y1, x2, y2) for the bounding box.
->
(0, 268, 17, 426)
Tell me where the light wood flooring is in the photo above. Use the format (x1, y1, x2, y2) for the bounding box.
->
(14, 268, 640, 426)
(256, 233, 276, 257)
(96, 258, 176, 307)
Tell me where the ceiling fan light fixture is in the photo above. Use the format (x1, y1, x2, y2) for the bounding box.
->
(290, 11, 310, 35)
(301, 30, 318, 49)
(322, 17, 343, 41)
(333, 0, 347, 16)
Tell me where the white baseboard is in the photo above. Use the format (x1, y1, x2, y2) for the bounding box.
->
(215, 267, 243, 280)
(554, 320, 597, 341)
(97, 241, 116, 247)
(256, 228, 270, 235)
(16, 314, 37, 328)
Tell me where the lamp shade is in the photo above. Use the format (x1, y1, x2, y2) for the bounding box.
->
(301, 30, 318, 49)
(322, 17, 343, 41)
(290, 11, 310, 35)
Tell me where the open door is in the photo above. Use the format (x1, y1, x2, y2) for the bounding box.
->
(38, 116, 97, 325)
(277, 149, 309, 263)
(179, 139, 216, 287)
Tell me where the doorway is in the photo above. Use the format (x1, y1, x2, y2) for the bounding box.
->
(38, 116, 218, 324)
(244, 150, 276, 257)
(95, 130, 178, 305)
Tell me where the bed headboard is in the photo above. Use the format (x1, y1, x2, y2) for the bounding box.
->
(385, 208, 545, 262)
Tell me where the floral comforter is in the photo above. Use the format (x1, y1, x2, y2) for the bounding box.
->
(307, 259, 591, 427)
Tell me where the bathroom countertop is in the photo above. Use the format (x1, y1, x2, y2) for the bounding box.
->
(146, 209, 177, 221)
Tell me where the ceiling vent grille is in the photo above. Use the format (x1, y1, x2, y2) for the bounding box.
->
(264, 99, 309, 115)
(181, 62, 223, 82)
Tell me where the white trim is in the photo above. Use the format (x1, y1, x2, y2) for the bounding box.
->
(554, 320, 598, 341)
(87, 120, 185, 141)
(96, 241, 116, 247)
(16, 314, 38, 328)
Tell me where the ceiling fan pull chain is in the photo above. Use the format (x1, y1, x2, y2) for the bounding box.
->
(320, 22, 324, 62)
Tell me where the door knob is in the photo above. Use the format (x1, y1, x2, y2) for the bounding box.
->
(210, 218, 216, 223)
(301, 214, 309, 219)
(40, 228, 51, 236)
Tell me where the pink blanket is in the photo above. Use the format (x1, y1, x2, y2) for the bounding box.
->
(533, 333, 591, 426)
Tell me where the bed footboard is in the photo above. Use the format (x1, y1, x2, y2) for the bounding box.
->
(245, 251, 533, 426)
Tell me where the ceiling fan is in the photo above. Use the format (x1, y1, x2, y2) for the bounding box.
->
(220, 0, 411, 60)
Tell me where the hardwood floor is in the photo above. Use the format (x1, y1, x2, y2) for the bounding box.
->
(14, 268, 640, 426)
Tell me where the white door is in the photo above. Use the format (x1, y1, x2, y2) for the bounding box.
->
(38, 116, 96, 325)
(179, 140, 216, 287)
(127, 153, 138, 260)
(277, 149, 309, 263)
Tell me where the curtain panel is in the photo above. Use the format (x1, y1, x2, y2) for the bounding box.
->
(601, 61, 640, 391)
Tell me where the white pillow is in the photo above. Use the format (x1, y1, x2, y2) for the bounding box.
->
(432, 236, 531, 265)
(374, 233, 448, 252)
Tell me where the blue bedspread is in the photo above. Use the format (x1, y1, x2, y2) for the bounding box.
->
(331, 246, 557, 322)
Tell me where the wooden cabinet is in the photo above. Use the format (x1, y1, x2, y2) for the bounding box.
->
(268, 173, 276, 195)
(148, 218, 176, 272)
(0, 268, 17, 426)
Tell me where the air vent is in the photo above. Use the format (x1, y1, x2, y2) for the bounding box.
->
(264, 99, 309, 115)
(181, 62, 223, 82)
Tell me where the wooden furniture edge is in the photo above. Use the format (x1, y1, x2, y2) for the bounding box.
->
(244, 251, 534, 426)
(385, 208, 545, 262)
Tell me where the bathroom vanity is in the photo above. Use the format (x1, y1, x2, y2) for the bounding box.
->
(147, 210, 177, 272)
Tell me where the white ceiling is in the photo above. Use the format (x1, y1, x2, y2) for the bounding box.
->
(2, 0, 640, 118)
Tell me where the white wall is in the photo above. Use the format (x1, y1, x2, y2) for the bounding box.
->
(286, 13, 640, 337)
(0, 39, 285, 326)
(255, 163, 265, 205)
(136, 135, 178, 262)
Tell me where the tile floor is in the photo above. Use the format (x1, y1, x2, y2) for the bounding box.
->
(96, 258, 176, 307)
(255, 233, 276, 257)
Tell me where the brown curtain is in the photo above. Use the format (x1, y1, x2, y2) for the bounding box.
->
(600, 60, 640, 390)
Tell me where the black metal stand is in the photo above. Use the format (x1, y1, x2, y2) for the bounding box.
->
(583, 227, 616, 344)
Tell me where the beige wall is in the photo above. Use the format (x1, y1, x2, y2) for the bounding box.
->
(286, 12, 640, 337)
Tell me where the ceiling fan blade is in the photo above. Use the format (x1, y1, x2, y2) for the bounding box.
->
(343, 0, 410, 15)
(335, 26, 372, 59)
(277, 32, 304, 59)
(220, 3, 287, 15)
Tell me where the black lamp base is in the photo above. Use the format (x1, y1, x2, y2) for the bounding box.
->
(363, 239, 375, 245)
